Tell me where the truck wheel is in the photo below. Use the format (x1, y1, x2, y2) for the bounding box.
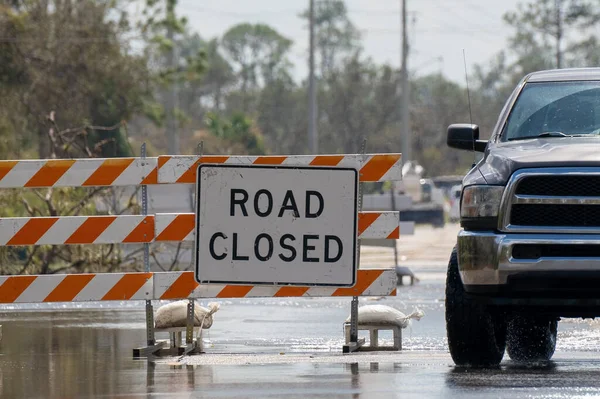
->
(445, 247, 506, 367)
(506, 315, 557, 362)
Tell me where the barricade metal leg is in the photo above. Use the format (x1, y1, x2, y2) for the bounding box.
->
(133, 142, 164, 358)
(146, 300, 155, 346)
(343, 139, 367, 353)
(179, 298, 198, 356)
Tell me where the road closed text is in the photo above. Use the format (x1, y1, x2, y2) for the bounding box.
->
(208, 189, 344, 263)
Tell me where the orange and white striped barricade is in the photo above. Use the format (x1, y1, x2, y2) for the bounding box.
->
(153, 269, 397, 300)
(0, 269, 397, 304)
(0, 157, 158, 188)
(0, 273, 153, 303)
(0, 215, 154, 246)
(156, 154, 402, 184)
(0, 150, 404, 356)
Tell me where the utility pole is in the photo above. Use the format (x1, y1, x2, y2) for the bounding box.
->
(400, 0, 411, 162)
(308, 0, 318, 153)
(165, 1, 179, 155)
(555, 0, 563, 69)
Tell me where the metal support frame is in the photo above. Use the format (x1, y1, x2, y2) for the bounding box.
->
(177, 142, 205, 358)
(135, 142, 206, 359)
(142, 143, 155, 346)
(134, 142, 164, 358)
(343, 139, 368, 353)
(390, 183, 399, 266)
(186, 299, 195, 345)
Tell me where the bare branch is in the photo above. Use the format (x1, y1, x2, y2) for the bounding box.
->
(21, 198, 36, 217)
(40, 246, 58, 274)
(122, 246, 145, 261)
(65, 187, 107, 216)
(151, 252, 166, 272)
(51, 260, 85, 274)
(117, 187, 141, 215)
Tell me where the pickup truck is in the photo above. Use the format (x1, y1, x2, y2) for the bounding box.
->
(446, 68, 600, 367)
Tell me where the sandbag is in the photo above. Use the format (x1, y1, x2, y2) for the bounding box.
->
(345, 305, 424, 328)
(155, 300, 220, 329)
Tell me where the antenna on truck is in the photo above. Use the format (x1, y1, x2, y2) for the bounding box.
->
(463, 49, 477, 164)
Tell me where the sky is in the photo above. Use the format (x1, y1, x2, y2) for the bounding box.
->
(175, 0, 524, 85)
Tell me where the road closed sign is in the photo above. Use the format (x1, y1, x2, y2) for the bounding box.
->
(194, 164, 359, 287)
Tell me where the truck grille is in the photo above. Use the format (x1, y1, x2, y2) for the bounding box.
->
(502, 168, 600, 232)
(511, 204, 600, 227)
(516, 175, 600, 196)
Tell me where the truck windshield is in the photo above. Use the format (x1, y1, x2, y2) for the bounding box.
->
(502, 81, 600, 141)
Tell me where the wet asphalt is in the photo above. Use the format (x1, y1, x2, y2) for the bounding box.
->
(1, 225, 600, 398)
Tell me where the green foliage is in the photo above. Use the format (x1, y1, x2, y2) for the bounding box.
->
(141, 0, 207, 87)
(0, 0, 151, 159)
(204, 112, 265, 155)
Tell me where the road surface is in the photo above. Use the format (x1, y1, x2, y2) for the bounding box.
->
(2, 223, 600, 398)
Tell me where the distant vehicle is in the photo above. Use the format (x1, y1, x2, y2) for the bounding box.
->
(448, 184, 461, 223)
(432, 175, 464, 198)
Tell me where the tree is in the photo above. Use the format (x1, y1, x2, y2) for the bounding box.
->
(200, 38, 236, 112)
(411, 74, 473, 176)
(300, 0, 362, 78)
(503, 0, 600, 70)
(203, 112, 266, 155)
(140, 0, 207, 154)
(319, 54, 400, 154)
(0, 121, 144, 275)
(221, 23, 293, 112)
(256, 78, 307, 155)
(0, 0, 151, 158)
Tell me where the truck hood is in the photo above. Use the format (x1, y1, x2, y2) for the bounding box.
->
(476, 136, 600, 185)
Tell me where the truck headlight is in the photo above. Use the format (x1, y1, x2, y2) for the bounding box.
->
(460, 185, 504, 230)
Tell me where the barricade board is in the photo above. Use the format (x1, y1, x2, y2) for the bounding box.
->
(0, 273, 153, 303)
(154, 270, 397, 299)
(158, 154, 402, 184)
(0, 215, 154, 246)
(0, 158, 158, 188)
(194, 164, 359, 287)
(0, 269, 396, 303)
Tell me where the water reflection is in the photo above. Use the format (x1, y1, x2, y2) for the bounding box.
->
(145, 362, 215, 397)
(0, 309, 148, 398)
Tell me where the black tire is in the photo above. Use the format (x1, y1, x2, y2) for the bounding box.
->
(506, 315, 557, 362)
(445, 247, 507, 367)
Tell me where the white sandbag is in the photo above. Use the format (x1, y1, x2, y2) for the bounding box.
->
(155, 300, 220, 329)
(345, 305, 424, 328)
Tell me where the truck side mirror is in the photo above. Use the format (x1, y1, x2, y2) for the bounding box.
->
(447, 124, 487, 152)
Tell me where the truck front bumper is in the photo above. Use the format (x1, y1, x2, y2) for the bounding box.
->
(458, 230, 600, 296)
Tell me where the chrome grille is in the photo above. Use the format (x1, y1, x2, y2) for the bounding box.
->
(501, 168, 600, 233)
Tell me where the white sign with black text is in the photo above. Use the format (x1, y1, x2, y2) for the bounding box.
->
(194, 164, 358, 287)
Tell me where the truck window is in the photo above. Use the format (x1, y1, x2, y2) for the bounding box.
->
(503, 81, 600, 141)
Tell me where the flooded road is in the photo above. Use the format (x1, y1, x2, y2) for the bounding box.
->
(2, 224, 600, 398)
